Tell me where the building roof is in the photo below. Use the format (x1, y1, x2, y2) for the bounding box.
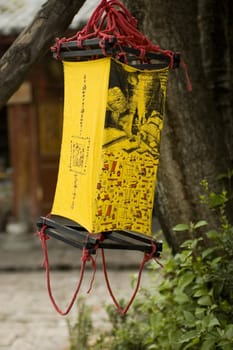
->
(0, 0, 99, 35)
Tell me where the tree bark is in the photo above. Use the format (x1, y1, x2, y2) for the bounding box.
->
(197, 0, 233, 160)
(0, 0, 85, 109)
(125, 0, 233, 252)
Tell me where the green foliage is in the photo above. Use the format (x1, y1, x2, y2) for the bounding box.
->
(68, 182, 233, 350)
(91, 185, 233, 349)
(67, 298, 93, 350)
(93, 299, 150, 350)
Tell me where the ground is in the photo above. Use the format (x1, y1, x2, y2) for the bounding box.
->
(0, 231, 154, 349)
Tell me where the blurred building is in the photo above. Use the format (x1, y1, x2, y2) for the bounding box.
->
(0, 0, 98, 231)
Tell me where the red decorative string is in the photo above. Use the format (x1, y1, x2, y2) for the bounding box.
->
(51, 0, 192, 90)
(180, 58, 192, 92)
(101, 241, 157, 315)
(52, 0, 174, 67)
(36, 224, 161, 315)
(36, 225, 97, 316)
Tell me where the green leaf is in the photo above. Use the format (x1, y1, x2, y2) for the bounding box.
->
(217, 340, 233, 350)
(208, 317, 220, 329)
(201, 246, 218, 259)
(174, 290, 190, 304)
(225, 324, 233, 340)
(208, 256, 222, 267)
(183, 310, 195, 324)
(178, 330, 200, 343)
(206, 230, 219, 240)
(197, 295, 212, 306)
(178, 271, 195, 291)
(148, 345, 157, 350)
(183, 338, 200, 350)
(195, 307, 205, 318)
(200, 338, 216, 350)
(180, 239, 194, 248)
(181, 238, 203, 250)
(208, 191, 227, 208)
(194, 220, 208, 229)
(193, 288, 208, 298)
(217, 169, 233, 180)
(173, 224, 190, 232)
(201, 314, 220, 329)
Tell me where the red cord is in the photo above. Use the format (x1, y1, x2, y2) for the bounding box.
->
(36, 226, 159, 315)
(180, 59, 192, 92)
(101, 241, 157, 315)
(52, 0, 175, 66)
(85, 247, 98, 294)
(36, 226, 97, 316)
(51, 0, 192, 90)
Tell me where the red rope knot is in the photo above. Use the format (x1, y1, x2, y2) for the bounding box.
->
(81, 244, 97, 271)
(116, 51, 128, 64)
(81, 248, 92, 263)
(35, 225, 50, 268)
(35, 225, 50, 242)
(98, 232, 106, 242)
(77, 32, 84, 48)
(81, 247, 98, 294)
(53, 37, 67, 60)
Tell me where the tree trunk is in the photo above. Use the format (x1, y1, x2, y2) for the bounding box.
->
(125, 0, 233, 252)
(0, 0, 85, 109)
(197, 0, 233, 160)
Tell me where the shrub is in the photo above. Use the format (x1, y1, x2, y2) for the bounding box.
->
(92, 184, 233, 349)
(68, 183, 233, 349)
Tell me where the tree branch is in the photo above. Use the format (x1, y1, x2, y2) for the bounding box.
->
(0, 0, 85, 109)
